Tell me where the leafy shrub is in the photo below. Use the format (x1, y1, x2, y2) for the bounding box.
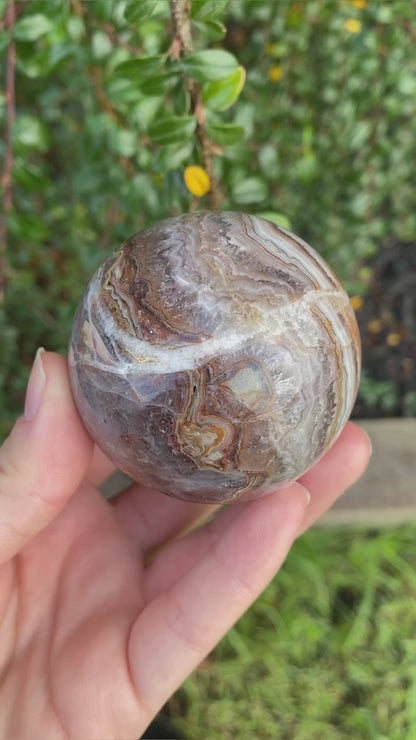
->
(1, 0, 416, 433)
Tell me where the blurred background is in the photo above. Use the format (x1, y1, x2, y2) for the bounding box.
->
(1, 1, 416, 738)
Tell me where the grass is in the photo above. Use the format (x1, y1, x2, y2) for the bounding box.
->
(161, 526, 416, 739)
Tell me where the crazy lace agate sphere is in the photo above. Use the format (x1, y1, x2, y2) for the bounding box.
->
(69, 212, 361, 504)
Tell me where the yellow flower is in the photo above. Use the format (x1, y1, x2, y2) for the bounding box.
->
(350, 295, 364, 312)
(344, 18, 362, 33)
(386, 332, 402, 347)
(367, 319, 383, 334)
(350, 0, 367, 8)
(268, 65, 283, 82)
(184, 165, 210, 197)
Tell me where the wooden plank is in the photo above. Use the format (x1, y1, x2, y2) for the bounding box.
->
(102, 420, 416, 526)
(321, 419, 416, 526)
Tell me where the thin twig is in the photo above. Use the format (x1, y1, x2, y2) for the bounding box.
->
(103, 22, 139, 56)
(0, 0, 16, 303)
(169, 0, 221, 209)
(0, 0, 27, 29)
(101, 196, 120, 251)
(170, 0, 193, 55)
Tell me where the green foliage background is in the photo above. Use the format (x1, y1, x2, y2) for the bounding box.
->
(168, 525, 416, 740)
(1, 3, 416, 738)
(1, 0, 416, 432)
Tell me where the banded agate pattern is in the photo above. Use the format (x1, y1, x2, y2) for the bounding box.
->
(69, 212, 361, 504)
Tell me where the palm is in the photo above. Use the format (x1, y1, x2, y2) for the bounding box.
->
(0, 353, 371, 740)
(1, 482, 148, 737)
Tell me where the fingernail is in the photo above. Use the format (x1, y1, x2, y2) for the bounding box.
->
(362, 428, 373, 457)
(297, 483, 311, 506)
(24, 348, 46, 421)
(280, 481, 311, 506)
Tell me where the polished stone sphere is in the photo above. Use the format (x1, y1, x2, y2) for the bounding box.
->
(69, 212, 361, 504)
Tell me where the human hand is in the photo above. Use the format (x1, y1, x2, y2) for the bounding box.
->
(0, 350, 371, 739)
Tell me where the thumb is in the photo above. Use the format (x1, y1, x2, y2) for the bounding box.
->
(0, 349, 93, 563)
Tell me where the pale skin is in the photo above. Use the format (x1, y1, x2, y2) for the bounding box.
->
(0, 351, 371, 739)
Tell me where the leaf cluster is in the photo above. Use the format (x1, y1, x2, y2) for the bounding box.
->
(1, 0, 416, 429)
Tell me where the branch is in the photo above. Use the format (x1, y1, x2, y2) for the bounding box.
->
(169, 0, 221, 209)
(170, 0, 193, 55)
(0, 0, 27, 29)
(101, 196, 120, 251)
(0, 0, 16, 304)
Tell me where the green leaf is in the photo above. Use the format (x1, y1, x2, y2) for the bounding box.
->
(265, 41, 288, 58)
(124, 0, 159, 23)
(9, 211, 50, 242)
(258, 144, 279, 179)
(375, 4, 394, 23)
(192, 19, 226, 42)
(181, 50, 239, 82)
(0, 34, 8, 55)
(398, 75, 416, 96)
(109, 129, 137, 157)
(91, 30, 113, 59)
(232, 177, 268, 204)
(190, 0, 229, 20)
(172, 83, 191, 116)
(16, 42, 70, 79)
(13, 160, 49, 191)
(14, 14, 53, 41)
(295, 151, 317, 183)
(16, 41, 71, 78)
(114, 56, 165, 80)
(67, 16, 85, 42)
(106, 77, 143, 108)
(140, 70, 179, 96)
(131, 96, 162, 130)
(154, 142, 193, 172)
(256, 211, 291, 230)
(207, 122, 245, 145)
(202, 66, 246, 110)
(13, 114, 49, 152)
(148, 116, 196, 146)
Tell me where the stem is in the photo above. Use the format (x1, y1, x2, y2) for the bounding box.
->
(170, 0, 193, 55)
(169, 0, 221, 209)
(101, 196, 120, 251)
(0, 0, 15, 304)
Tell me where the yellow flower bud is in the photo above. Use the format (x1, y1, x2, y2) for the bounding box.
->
(268, 65, 283, 82)
(350, 295, 364, 312)
(367, 319, 383, 334)
(344, 18, 362, 33)
(350, 0, 367, 8)
(184, 165, 211, 197)
(386, 332, 402, 347)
